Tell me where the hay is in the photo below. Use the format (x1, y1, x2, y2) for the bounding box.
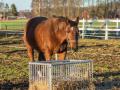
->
(29, 81, 48, 90)
(29, 79, 91, 90)
(52, 79, 90, 90)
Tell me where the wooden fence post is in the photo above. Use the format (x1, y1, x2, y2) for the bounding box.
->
(105, 19, 108, 40)
(117, 18, 119, 29)
(82, 18, 85, 39)
(116, 18, 119, 36)
(5, 25, 7, 30)
(5, 31, 8, 38)
(0, 23, 1, 30)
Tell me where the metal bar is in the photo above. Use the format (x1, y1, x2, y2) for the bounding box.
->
(48, 64, 52, 90)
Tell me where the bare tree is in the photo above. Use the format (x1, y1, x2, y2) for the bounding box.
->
(32, 0, 83, 18)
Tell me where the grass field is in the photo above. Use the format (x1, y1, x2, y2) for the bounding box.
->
(79, 21, 120, 29)
(0, 35, 120, 89)
(0, 19, 28, 30)
(0, 19, 120, 31)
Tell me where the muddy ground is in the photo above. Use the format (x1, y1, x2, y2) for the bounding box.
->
(0, 35, 120, 90)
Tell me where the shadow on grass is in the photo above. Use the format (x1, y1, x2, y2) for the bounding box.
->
(93, 71, 120, 90)
(0, 80, 28, 90)
(0, 72, 120, 90)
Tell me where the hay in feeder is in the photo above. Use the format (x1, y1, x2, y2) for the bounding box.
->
(29, 81, 48, 90)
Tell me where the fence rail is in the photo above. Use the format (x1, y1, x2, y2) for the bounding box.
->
(79, 18, 120, 40)
(1, 19, 120, 40)
(0, 30, 23, 38)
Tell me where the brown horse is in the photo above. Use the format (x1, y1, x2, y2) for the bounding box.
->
(23, 16, 79, 61)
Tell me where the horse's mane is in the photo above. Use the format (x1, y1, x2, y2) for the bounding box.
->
(52, 15, 68, 23)
(52, 15, 66, 19)
(52, 15, 78, 27)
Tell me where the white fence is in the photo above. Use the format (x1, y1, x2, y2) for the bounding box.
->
(29, 60, 93, 90)
(79, 18, 120, 40)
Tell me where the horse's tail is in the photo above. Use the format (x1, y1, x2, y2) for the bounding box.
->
(23, 19, 31, 45)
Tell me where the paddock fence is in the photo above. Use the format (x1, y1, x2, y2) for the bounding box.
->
(79, 18, 120, 40)
(0, 22, 25, 30)
(0, 18, 120, 40)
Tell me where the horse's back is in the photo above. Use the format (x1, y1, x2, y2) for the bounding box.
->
(26, 16, 47, 32)
(24, 16, 47, 50)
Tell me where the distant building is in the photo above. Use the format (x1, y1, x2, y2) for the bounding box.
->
(82, 10, 90, 20)
(0, 13, 3, 20)
(0, 0, 4, 20)
(116, 8, 120, 18)
(18, 10, 32, 19)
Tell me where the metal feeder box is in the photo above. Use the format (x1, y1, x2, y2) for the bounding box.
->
(29, 60, 93, 90)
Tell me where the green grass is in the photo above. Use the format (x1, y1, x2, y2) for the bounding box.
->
(0, 19, 119, 31)
(0, 36, 120, 89)
(0, 36, 120, 82)
(0, 19, 28, 30)
(0, 59, 29, 84)
(79, 21, 120, 29)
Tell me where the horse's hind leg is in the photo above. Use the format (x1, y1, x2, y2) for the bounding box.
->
(23, 37, 34, 62)
(38, 52, 45, 61)
(27, 46, 34, 62)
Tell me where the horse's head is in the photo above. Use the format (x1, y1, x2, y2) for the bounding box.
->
(52, 16, 79, 51)
(66, 17, 79, 51)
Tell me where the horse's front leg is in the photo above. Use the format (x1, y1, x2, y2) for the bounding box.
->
(58, 51, 67, 60)
(38, 52, 45, 61)
(44, 50, 51, 61)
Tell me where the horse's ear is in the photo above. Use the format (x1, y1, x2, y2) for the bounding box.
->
(76, 16, 79, 25)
